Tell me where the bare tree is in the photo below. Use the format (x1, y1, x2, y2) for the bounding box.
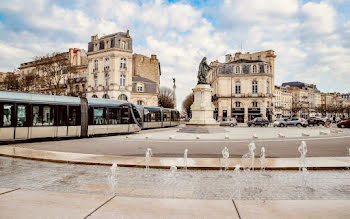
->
(158, 86, 175, 108)
(35, 52, 76, 95)
(182, 93, 194, 118)
(3, 72, 19, 91)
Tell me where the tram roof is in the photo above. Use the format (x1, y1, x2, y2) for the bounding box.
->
(0, 91, 81, 105)
(87, 98, 130, 107)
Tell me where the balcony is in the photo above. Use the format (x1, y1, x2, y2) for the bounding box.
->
(103, 86, 109, 91)
(120, 66, 127, 71)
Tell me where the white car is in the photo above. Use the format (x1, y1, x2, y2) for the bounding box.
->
(219, 118, 238, 127)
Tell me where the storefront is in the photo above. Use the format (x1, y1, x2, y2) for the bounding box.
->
(232, 108, 244, 123)
(248, 108, 261, 121)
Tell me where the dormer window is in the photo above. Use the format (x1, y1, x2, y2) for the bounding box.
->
(137, 84, 144, 92)
(121, 41, 126, 49)
(253, 65, 257, 73)
(236, 66, 240, 74)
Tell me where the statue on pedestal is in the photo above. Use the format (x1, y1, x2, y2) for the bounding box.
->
(197, 57, 211, 84)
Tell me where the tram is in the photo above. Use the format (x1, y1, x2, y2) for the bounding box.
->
(0, 91, 179, 141)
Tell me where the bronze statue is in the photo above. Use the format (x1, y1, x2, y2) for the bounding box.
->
(197, 57, 211, 84)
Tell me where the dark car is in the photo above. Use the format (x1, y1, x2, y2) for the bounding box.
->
(247, 117, 269, 127)
(337, 120, 350, 128)
(307, 117, 325, 126)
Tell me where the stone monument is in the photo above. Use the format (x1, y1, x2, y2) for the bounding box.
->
(187, 57, 219, 126)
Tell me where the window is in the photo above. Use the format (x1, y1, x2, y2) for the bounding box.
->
(82, 84, 86, 92)
(118, 94, 128, 101)
(253, 65, 257, 73)
(43, 106, 54, 125)
(235, 81, 241, 94)
(94, 76, 98, 88)
(105, 74, 109, 87)
(3, 104, 13, 127)
(252, 101, 258, 107)
(109, 108, 121, 124)
(121, 41, 125, 49)
(223, 110, 227, 118)
(105, 58, 109, 70)
(94, 60, 98, 71)
(76, 85, 79, 93)
(92, 95, 98, 98)
(120, 75, 126, 87)
(93, 108, 107, 125)
(267, 81, 270, 94)
(17, 105, 27, 127)
(57, 106, 67, 126)
(83, 71, 87, 77)
(102, 94, 110, 99)
(235, 102, 241, 108)
(137, 84, 143, 92)
(120, 58, 126, 69)
(252, 81, 258, 94)
(236, 66, 240, 73)
(68, 106, 80, 126)
(32, 106, 42, 126)
(137, 100, 143, 105)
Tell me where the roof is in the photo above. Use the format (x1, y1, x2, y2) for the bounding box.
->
(87, 98, 129, 107)
(132, 76, 156, 83)
(282, 81, 305, 88)
(228, 59, 264, 64)
(0, 91, 81, 105)
(100, 32, 129, 40)
(132, 76, 158, 94)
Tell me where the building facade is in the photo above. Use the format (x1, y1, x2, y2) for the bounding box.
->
(86, 31, 160, 106)
(209, 50, 276, 123)
(274, 86, 292, 118)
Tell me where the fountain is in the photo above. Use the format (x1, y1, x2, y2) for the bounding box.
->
(260, 147, 266, 171)
(184, 149, 188, 173)
(245, 142, 256, 170)
(221, 147, 229, 171)
(108, 163, 118, 195)
(170, 165, 177, 175)
(145, 148, 152, 172)
(233, 164, 241, 199)
(298, 141, 307, 171)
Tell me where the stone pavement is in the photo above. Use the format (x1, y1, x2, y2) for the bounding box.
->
(0, 188, 349, 218)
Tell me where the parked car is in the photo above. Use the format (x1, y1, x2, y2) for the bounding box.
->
(307, 117, 325, 126)
(337, 120, 350, 128)
(247, 117, 269, 127)
(219, 118, 238, 127)
(273, 118, 287, 127)
(285, 117, 308, 127)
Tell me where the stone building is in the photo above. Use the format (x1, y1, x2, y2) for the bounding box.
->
(0, 72, 5, 88)
(339, 93, 350, 101)
(274, 86, 292, 118)
(18, 48, 87, 96)
(282, 81, 321, 118)
(86, 31, 160, 106)
(131, 54, 160, 106)
(209, 50, 276, 123)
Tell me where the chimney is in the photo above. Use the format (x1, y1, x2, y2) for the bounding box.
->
(225, 54, 232, 63)
(151, 54, 157, 60)
(126, 30, 130, 37)
(91, 34, 98, 41)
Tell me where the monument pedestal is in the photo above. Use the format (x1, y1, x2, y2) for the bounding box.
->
(186, 84, 219, 126)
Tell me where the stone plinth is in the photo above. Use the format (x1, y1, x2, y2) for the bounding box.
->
(187, 84, 218, 126)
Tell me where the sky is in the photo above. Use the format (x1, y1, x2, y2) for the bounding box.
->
(0, 0, 350, 109)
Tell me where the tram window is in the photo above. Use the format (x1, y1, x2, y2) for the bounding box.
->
(109, 108, 121, 124)
(57, 106, 67, 126)
(121, 107, 129, 124)
(154, 111, 161, 122)
(93, 108, 107, 125)
(32, 106, 42, 126)
(163, 111, 170, 122)
(17, 105, 27, 127)
(3, 104, 13, 127)
(69, 106, 81, 126)
(131, 106, 142, 124)
(43, 106, 54, 126)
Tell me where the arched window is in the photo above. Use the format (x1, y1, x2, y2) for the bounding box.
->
(120, 58, 126, 69)
(120, 75, 126, 87)
(102, 94, 109, 99)
(252, 101, 258, 108)
(253, 65, 257, 73)
(121, 41, 125, 49)
(137, 100, 143, 105)
(235, 81, 241, 94)
(92, 95, 98, 98)
(118, 94, 128, 101)
(235, 101, 241, 108)
(252, 81, 258, 94)
(236, 66, 240, 74)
